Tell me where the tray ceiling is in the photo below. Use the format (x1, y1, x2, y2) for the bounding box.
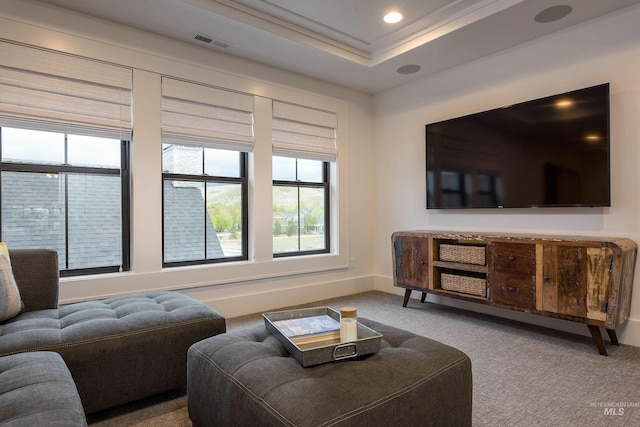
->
(36, 0, 640, 93)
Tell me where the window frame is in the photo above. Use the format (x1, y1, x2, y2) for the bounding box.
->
(272, 158, 330, 258)
(0, 128, 131, 277)
(161, 146, 249, 267)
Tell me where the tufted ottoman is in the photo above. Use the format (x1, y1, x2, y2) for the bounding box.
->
(0, 290, 226, 414)
(0, 351, 86, 426)
(187, 318, 472, 427)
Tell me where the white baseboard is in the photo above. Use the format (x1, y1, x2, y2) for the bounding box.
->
(198, 276, 375, 318)
(374, 275, 640, 348)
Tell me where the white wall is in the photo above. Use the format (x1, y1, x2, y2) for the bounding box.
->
(0, 0, 376, 318)
(373, 4, 640, 347)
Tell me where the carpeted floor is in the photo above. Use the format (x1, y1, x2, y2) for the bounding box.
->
(87, 290, 640, 426)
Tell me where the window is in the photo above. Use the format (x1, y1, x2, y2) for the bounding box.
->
(160, 77, 254, 267)
(0, 42, 133, 276)
(162, 144, 248, 265)
(0, 127, 130, 276)
(272, 156, 329, 256)
(271, 101, 337, 257)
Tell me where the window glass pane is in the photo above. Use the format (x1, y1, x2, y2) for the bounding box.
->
(163, 179, 205, 262)
(300, 187, 326, 251)
(272, 156, 296, 181)
(1, 127, 64, 164)
(204, 148, 240, 178)
(67, 174, 121, 268)
(272, 156, 329, 256)
(162, 144, 203, 175)
(273, 186, 300, 253)
(1, 171, 66, 269)
(297, 159, 323, 182)
(206, 182, 243, 258)
(68, 135, 120, 168)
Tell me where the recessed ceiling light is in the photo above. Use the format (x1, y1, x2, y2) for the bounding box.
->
(534, 5, 572, 23)
(384, 12, 403, 24)
(397, 64, 421, 75)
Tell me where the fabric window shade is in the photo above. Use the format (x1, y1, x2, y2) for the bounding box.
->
(272, 101, 337, 161)
(161, 77, 254, 152)
(0, 41, 132, 140)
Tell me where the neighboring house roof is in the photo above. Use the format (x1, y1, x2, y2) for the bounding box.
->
(1, 171, 223, 269)
(1, 172, 120, 269)
(273, 211, 299, 221)
(163, 180, 224, 262)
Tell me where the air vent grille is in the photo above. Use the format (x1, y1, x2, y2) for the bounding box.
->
(194, 34, 213, 44)
(194, 34, 230, 49)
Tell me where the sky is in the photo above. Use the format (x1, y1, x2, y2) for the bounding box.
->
(1, 126, 325, 181)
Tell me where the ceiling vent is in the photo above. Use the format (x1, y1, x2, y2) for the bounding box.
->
(194, 34, 230, 49)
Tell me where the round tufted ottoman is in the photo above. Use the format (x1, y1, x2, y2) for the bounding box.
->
(187, 318, 472, 427)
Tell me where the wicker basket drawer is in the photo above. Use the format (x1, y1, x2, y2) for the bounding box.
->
(440, 244, 486, 265)
(441, 273, 486, 297)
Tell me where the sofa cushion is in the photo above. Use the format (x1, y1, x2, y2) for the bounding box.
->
(8, 249, 59, 312)
(0, 351, 86, 426)
(0, 292, 218, 355)
(0, 249, 23, 322)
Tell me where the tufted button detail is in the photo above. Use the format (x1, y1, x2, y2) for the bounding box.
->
(1, 292, 217, 356)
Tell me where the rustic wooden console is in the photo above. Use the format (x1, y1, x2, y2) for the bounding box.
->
(392, 231, 638, 355)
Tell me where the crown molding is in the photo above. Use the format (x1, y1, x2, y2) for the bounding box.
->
(181, 0, 527, 67)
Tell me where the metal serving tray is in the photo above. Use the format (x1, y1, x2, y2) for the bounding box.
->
(263, 306, 382, 367)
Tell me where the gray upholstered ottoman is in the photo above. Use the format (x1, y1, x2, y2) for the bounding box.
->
(187, 318, 472, 427)
(0, 351, 86, 426)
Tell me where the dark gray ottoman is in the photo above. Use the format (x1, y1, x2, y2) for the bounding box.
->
(187, 319, 472, 427)
(0, 351, 86, 426)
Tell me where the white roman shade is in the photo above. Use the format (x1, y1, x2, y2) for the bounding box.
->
(161, 77, 254, 151)
(272, 101, 337, 161)
(0, 41, 132, 140)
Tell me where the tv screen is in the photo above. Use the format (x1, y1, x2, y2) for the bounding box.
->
(426, 83, 610, 209)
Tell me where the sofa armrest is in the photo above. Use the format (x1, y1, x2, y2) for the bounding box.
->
(9, 249, 59, 311)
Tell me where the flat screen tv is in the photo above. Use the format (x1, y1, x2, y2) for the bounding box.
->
(426, 83, 610, 209)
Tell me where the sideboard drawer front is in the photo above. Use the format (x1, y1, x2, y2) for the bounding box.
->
(491, 243, 535, 275)
(489, 272, 535, 310)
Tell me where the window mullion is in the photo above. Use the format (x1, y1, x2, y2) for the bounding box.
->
(63, 134, 69, 270)
(297, 186, 301, 252)
(204, 179, 208, 260)
(64, 171, 70, 270)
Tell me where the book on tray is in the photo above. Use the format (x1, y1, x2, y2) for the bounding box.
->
(272, 314, 341, 346)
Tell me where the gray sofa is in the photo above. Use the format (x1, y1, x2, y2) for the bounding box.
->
(0, 351, 87, 426)
(0, 249, 226, 415)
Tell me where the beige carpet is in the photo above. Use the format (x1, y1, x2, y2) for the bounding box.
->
(87, 290, 640, 426)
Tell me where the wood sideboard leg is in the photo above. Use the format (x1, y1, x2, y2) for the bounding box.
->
(420, 292, 427, 303)
(402, 289, 412, 307)
(606, 329, 619, 346)
(587, 325, 608, 356)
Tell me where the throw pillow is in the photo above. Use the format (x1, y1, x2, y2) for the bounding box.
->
(0, 249, 23, 322)
(0, 242, 9, 259)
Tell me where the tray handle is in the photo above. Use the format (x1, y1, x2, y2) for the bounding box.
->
(333, 343, 358, 360)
